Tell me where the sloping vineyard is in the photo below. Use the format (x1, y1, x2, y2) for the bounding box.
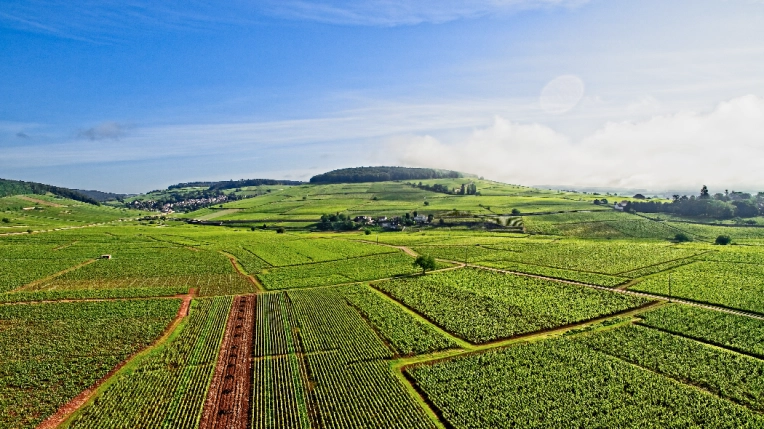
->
(0, 299, 179, 429)
(375, 268, 648, 343)
(252, 290, 435, 429)
(67, 297, 232, 429)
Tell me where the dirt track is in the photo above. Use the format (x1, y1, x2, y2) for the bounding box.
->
(199, 295, 256, 429)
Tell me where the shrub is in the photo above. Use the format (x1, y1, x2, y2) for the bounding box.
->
(1, 218, 9, 223)
(674, 233, 692, 242)
(715, 235, 732, 245)
(364, 229, 372, 235)
(511, 208, 521, 215)
(276, 227, 285, 234)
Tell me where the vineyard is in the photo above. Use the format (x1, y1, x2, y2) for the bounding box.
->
(251, 290, 436, 428)
(410, 238, 704, 287)
(257, 252, 442, 290)
(407, 337, 764, 428)
(3, 180, 764, 428)
(0, 299, 180, 429)
(374, 268, 649, 343)
(67, 297, 232, 429)
(629, 261, 764, 313)
(582, 324, 764, 412)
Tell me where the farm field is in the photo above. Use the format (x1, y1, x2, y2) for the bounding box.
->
(374, 268, 649, 343)
(0, 299, 180, 429)
(2, 178, 764, 428)
(629, 261, 764, 313)
(407, 336, 764, 428)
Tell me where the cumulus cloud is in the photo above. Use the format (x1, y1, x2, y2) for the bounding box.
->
(397, 95, 764, 191)
(76, 122, 131, 141)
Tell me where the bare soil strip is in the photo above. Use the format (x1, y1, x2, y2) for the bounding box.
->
(199, 295, 256, 429)
(35, 293, 193, 429)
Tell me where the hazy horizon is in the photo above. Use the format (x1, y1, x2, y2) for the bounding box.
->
(2, 0, 763, 193)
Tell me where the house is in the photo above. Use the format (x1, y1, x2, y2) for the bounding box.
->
(614, 201, 629, 211)
(414, 215, 428, 223)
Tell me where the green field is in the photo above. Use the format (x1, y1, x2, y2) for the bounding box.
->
(0, 299, 180, 429)
(2, 178, 764, 428)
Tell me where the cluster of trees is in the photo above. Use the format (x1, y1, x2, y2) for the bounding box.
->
(410, 181, 479, 195)
(459, 183, 479, 195)
(0, 178, 100, 205)
(629, 186, 764, 220)
(317, 213, 357, 231)
(310, 166, 463, 184)
(592, 199, 610, 205)
(168, 178, 304, 191)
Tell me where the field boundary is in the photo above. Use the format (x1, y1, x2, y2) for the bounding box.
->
(12, 259, 97, 293)
(222, 251, 265, 293)
(36, 294, 193, 429)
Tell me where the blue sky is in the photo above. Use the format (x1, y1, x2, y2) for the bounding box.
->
(2, 0, 764, 193)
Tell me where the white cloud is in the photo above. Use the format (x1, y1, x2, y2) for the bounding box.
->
(397, 95, 764, 191)
(261, 0, 589, 26)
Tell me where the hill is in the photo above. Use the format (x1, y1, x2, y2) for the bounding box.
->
(309, 166, 466, 184)
(74, 189, 130, 202)
(168, 178, 305, 191)
(0, 178, 100, 205)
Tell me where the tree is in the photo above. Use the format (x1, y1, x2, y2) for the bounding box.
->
(276, 227, 285, 234)
(700, 185, 710, 199)
(364, 229, 372, 235)
(413, 255, 437, 274)
(511, 208, 520, 215)
(424, 201, 430, 206)
(427, 214, 434, 222)
(1, 218, 9, 223)
(715, 235, 732, 245)
(674, 233, 692, 242)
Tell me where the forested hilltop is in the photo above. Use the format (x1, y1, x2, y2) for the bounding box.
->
(0, 178, 100, 205)
(168, 178, 305, 191)
(310, 166, 466, 184)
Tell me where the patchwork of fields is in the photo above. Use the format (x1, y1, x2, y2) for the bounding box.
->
(2, 184, 764, 428)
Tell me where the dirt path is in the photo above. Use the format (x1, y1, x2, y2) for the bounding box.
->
(223, 252, 265, 292)
(35, 293, 193, 429)
(199, 295, 256, 429)
(17, 195, 65, 207)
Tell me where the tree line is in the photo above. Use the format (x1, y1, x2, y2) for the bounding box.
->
(309, 166, 463, 184)
(0, 178, 100, 205)
(628, 186, 764, 220)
